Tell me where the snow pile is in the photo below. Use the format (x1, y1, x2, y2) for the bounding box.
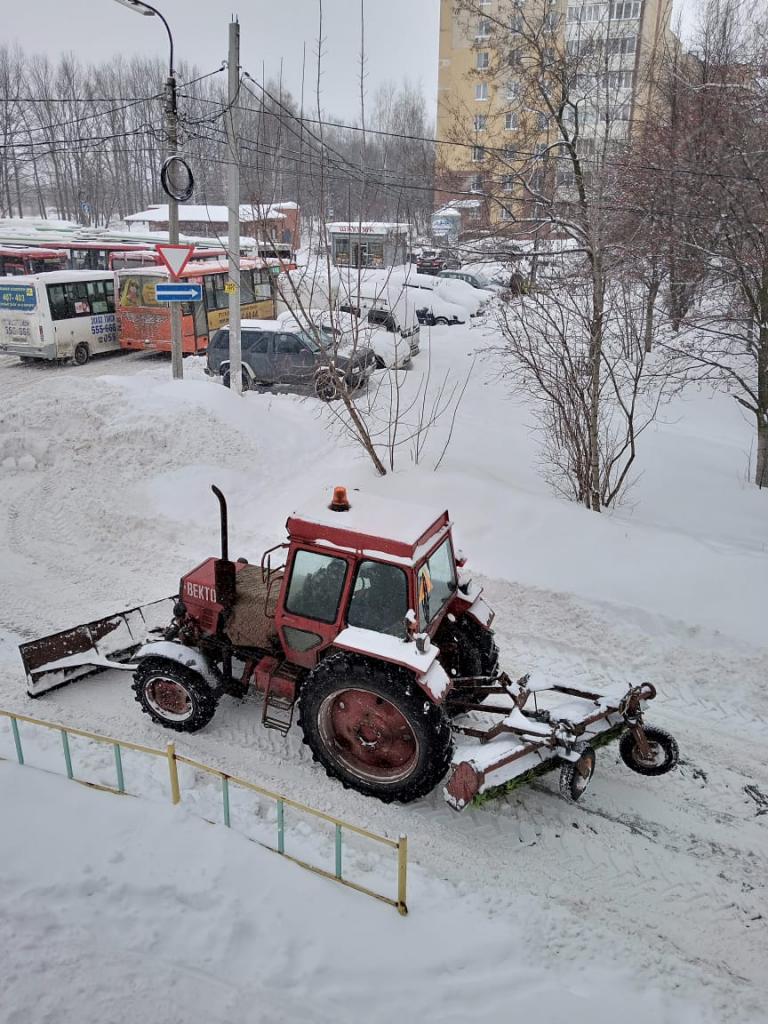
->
(0, 761, 712, 1024)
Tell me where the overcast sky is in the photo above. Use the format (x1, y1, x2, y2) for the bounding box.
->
(13, 0, 697, 122)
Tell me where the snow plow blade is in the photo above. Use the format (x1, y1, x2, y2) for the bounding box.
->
(20, 597, 176, 697)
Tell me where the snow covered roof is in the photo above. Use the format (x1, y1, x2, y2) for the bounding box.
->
(287, 490, 450, 562)
(125, 203, 296, 224)
(0, 269, 115, 284)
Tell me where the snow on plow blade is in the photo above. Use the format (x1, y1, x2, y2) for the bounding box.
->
(20, 598, 175, 697)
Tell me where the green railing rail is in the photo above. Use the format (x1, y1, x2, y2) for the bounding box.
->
(0, 708, 408, 915)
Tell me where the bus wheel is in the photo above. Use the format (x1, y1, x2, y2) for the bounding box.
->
(73, 344, 90, 366)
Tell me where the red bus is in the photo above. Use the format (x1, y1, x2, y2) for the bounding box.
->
(117, 259, 276, 354)
(108, 246, 227, 270)
(0, 246, 67, 276)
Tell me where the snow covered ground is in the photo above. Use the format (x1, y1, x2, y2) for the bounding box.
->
(0, 761, 714, 1024)
(0, 320, 766, 1023)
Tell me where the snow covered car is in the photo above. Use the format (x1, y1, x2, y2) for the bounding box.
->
(433, 277, 492, 317)
(206, 319, 376, 400)
(327, 311, 413, 370)
(414, 292, 467, 326)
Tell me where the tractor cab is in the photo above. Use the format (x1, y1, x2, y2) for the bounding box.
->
(275, 487, 459, 667)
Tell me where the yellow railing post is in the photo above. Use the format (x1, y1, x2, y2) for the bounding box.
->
(166, 742, 181, 804)
(397, 834, 408, 916)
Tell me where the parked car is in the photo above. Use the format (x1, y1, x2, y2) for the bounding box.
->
(413, 292, 467, 326)
(280, 307, 413, 370)
(437, 269, 495, 291)
(205, 319, 376, 400)
(336, 286, 421, 362)
(416, 249, 461, 275)
(433, 277, 491, 317)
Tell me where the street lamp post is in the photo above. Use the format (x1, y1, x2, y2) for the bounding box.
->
(113, 0, 184, 380)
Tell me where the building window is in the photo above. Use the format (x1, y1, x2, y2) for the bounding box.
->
(476, 50, 490, 69)
(502, 145, 517, 160)
(479, 0, 491, 7)
(510, 12, 523, 31)
(508, 47, 522, 66)
(568, 4, 605, 23)
(505, 111, 519, 130)
(475, 82, 489, 101)
(469, 174, 484, 192)
(608, 70, 634, 89)
(500, 206, 513, 221)
(536, 112, 548, 131)
(607, 34, 637, 55)
(501, 174, 514, 192)
(472, 146, 486, 162)
(476, 17, 491, 39)
(474, 114, 488, 131)
(610, 2, 642, 19)
(506, 79, 520, 100)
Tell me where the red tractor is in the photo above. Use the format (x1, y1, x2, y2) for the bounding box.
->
(21, 486, 679, 809)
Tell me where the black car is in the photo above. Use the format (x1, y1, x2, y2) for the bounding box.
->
(416, 249, 461, 275)
(206, 321, 376, 400)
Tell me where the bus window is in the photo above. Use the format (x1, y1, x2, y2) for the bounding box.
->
(87, 279, 114, 315)
(46, 279, 115, 320)
(254, 269, 273, 301)
(241, 269, 256, 305)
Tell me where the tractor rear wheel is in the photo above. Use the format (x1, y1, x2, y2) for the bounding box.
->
(132, 658, 218, 733)
(298, 653, 453, 803)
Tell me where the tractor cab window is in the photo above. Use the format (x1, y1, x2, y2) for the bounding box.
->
(347, 560, 408, 637)
(285, 550, 347, 623)
(417, 539, 457, 630)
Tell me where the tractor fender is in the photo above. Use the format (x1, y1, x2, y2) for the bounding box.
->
(133, 641, 224, 693)
(332, 626, 451, 704)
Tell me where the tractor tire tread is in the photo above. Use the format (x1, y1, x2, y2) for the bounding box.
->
(132, 657, 218, 733)
(297, 651, 453, 803)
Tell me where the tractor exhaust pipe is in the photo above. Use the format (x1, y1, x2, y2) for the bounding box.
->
(211, 485, 229, 561)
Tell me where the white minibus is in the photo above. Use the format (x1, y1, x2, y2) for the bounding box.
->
(0, 270, 120, 364)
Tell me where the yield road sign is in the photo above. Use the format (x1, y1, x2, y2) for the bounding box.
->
(155, 282, 203, 303)
(155, 243, 195, 278)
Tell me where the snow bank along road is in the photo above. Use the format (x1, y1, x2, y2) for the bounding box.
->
(0, 334, 766, 1023)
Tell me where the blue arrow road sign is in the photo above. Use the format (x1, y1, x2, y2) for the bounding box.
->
(155, 283, 203, 303)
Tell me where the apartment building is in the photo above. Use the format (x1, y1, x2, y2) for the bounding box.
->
(435, 0, 675, 233)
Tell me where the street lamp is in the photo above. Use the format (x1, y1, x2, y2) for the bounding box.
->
(112, 0, 184, 380)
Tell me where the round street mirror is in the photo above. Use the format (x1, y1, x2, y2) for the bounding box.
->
(160, 156, 194, 202)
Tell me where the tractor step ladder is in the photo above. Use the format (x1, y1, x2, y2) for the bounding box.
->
(261, 663, 299, 735)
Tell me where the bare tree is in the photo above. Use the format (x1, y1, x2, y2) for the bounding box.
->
(442, 0, 670, 509)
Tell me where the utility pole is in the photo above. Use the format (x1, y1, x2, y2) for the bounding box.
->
(226, 18, 242, 395)
(166, 71, 184, 380)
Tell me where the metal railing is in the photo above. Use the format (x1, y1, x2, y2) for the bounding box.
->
(0, 708, 408, 915)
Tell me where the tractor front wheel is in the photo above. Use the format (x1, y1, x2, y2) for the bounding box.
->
(298, 653, 453, 803)
(132, 659, 218, 733)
